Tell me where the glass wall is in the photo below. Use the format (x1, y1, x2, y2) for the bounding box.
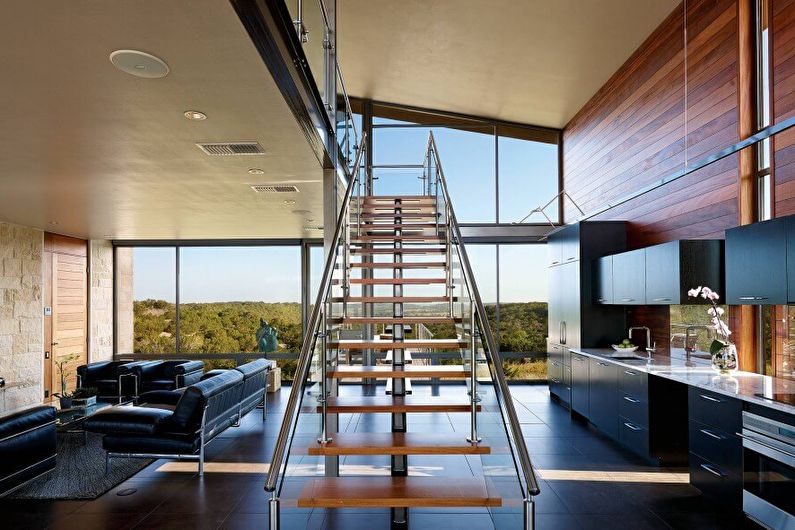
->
(115, 243, 311, 378)
(370, 112, 559, 224)
(116, 247, 176, 354)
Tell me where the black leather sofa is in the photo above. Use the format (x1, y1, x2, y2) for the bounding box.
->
(86, 369, 244, 475)
(0, 406, 57, 495)
(199, 359, 270, 421)
(134, 360, 205, 393)
(77, 360, 155, 403)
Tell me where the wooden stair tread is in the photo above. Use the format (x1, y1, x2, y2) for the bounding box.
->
(328, 365, 469, 379)
(296, 477, 500, 508)
(346, 278, 446, 285)
(353, 235, 444, 240)
(306, 433, 490, 455)
(329, 339, 467, 350)
(350, 262, 446, 269)
(330, 316, 460, 324)
(356, 213, 439, 219)
(360, 195, 436, 202)
(319, 395, 480, 413)
(350, 248, 446, 255)
(357, 206, 438, 212)
(330, 296, 455, 303)
(357, 224, 441, 230)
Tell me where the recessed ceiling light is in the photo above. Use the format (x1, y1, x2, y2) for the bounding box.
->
(283, 200, 296, 205)
(248, 168, 265, 175)
(183, 110, 207, 121)
(109, 50, 169, 78)
(304, 226, 322, 232)
(305, 218, 315, 223)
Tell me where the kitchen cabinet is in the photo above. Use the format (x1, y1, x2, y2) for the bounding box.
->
(612, 249, 646, 305)
(644, 240, 723, 305)
(726, 217, 787, 305)
(548, 344, 571, 406)
(687, 387, 742, 505)
(594, 256, 613, 304)
(570, 352, 589, 416)
(588, 357, 619, 439)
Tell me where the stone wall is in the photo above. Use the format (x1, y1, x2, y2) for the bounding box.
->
(0, 222, 43, 411)
(115, 247, 134, 354)
(89, 240, 114, 362)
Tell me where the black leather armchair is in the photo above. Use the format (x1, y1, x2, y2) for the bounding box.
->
(85, 369, 243, 475)
(0, 406, 56, 495)
(135, 360, 205, 393)
(77, 361, 153, 402)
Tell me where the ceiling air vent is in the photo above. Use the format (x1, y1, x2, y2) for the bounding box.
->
(196, 142, 266, 156)
(250, 185, 300, 193)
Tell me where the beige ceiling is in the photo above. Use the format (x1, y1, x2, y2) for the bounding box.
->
(0, 1, 324, 240)
(338, 0, 680, 129)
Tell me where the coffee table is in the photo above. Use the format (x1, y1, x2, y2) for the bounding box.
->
(56, 400, 131, 442)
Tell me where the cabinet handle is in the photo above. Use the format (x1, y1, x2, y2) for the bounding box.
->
(699, 463, 725, 478)
(699, 428, 723, 441)
(597, 362, 609, 367)
(738, 296, 768, 301)
(622, 396, 640, 403)
(566, 257, 576, 261)
(597, 298, 606, 303)
(699, 394, 723, 403)
(550, 378, 561, 384)
(621, 298, 634, 302)
(652, 297, 671, 302)
(572, 356, 584, 362)
(623, 422, 642, 431)
(623, 370, 638, 376)
(551, 261, 560, 265)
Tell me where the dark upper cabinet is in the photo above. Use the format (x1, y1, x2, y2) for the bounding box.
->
(726, 217, 787, 305)
(547, 224, 580, 266)
(645, 240, 724, 305)
(559, 261, 580, 348)
(612, 249, 646, 305)
(594, 256, 613, 304)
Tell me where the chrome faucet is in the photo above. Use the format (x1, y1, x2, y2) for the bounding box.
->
(684, 325, 712, 360)
(629, 326, 656, 358)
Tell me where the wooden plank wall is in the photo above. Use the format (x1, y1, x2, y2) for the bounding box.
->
(563, 0, 739, 249)
(562, 0, 740, 353)
(773, 0, 795, 214)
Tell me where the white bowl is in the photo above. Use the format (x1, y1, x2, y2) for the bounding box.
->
(611, 344, 639, 353)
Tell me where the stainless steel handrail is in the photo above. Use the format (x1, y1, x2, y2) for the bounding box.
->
(264, 134, 366, 494)
(426, 132, 541, 497)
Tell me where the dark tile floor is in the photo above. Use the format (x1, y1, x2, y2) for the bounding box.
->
(0, 384, 760, 529)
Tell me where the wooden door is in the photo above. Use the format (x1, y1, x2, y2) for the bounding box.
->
(43, 234, 88, 400)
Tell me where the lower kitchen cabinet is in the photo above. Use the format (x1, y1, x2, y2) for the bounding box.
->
(687, 387, 742, 505)
(588, 358, 618, 439)
(571, 352, 589, 416)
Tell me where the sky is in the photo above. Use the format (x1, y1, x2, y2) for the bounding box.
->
(132, 121, 555, 304)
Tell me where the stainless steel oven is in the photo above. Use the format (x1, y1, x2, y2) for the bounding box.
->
(739, 411, 795, 530)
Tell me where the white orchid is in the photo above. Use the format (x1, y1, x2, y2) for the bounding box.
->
(688, 285, 731, 353)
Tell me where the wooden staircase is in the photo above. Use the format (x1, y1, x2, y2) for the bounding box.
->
(293, 193, 503, 518)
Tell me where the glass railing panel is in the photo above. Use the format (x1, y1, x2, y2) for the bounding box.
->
(275, 325, 324, 505)
(300, 0, 327, 103)
(473, 317, 526, 528)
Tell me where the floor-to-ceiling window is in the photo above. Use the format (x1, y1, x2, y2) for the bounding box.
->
(115, 242, 315, 379)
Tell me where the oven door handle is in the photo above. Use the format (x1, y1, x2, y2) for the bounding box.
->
(737, 432, 795, 460)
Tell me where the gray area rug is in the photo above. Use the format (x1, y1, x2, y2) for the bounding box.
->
(9, 432, 152, 499)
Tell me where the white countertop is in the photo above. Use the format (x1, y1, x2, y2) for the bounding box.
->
(570, 347, 795, 415)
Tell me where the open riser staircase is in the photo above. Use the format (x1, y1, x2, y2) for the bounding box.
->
(265, 134, 540, 529)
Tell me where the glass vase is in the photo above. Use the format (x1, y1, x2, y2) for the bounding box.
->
(712, 343, 738, 374)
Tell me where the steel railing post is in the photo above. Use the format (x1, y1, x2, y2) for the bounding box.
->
(523, 497, 535, 530)
(467, 302, 481, 444)
(318, 309, 332, 444)
(269, 493, 280, 530)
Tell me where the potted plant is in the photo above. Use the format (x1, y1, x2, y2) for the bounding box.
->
(53, 354, 78, 409)
(687, 286, 738, 374)
(72, 386, 98, 407)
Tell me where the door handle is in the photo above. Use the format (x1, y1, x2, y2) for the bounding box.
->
(562, 321, 567, 345)
(622, 396, 640, 403)
(699, 394, 722, 403)
(652, 298, 671, 302)
(623, 370, 638, 376)
(621, 298, 634, 302)
(51, 342, 59, 346)
(738, 296, 768, 301)
(44, 351, 50, 359)
(623, 422, 642, 431)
